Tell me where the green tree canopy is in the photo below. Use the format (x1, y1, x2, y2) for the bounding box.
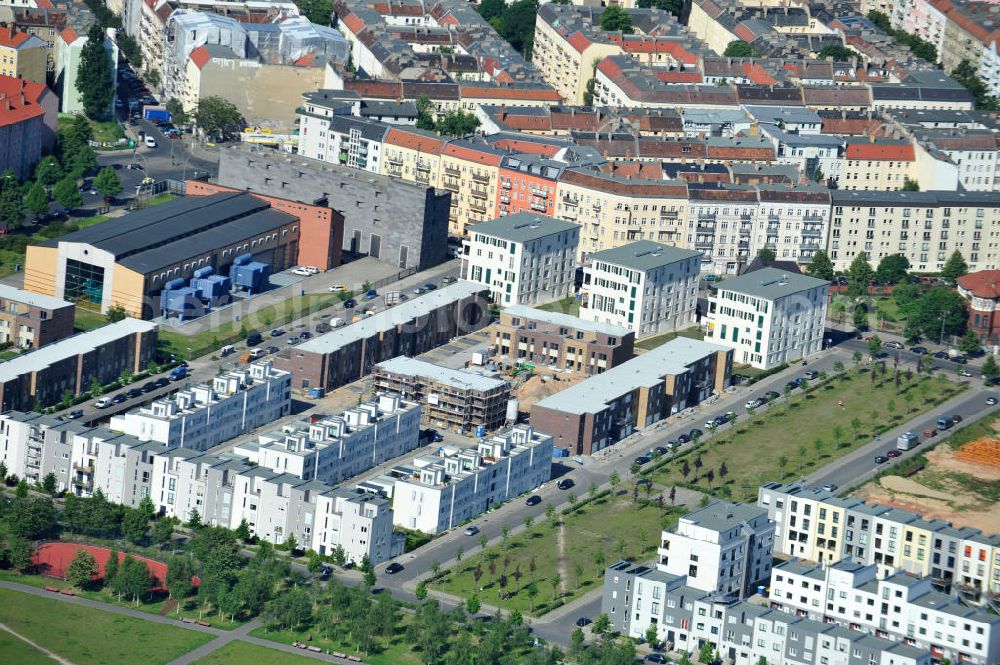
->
(195, 96, 243, 139)
(950, 58, 999, 110)
(845, 252, 874, 297)
(434, 110, 480, 137)
(93, 166, 123, 197)
(941, 250, 969, 282)
(756, 247, 776, 263)
(164, 98, 189, 126)
(902, 177, 920, 191)
(53, 177, 82, 209)
(599, 5, 633, 33)
(23, 182, 48, 219)
(67, 548, 98, 589)
(875, 254, 910, 284)
(817, 44, 858, 61)
(76, 24, 115, 120)
(293, 0, 332, 25)
(807, 250, 835, 281)
(724, 40, 757, 57)
(901, 285, 968, 342)
(34, 156, 62, 186)
(636, 0, 682, 17)
(498, 0, 539, 57)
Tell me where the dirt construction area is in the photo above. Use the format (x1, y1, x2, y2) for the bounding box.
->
(514, 367, 588, 414)
(856, 421, 1000, 533)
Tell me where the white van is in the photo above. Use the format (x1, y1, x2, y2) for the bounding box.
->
(220, 344, 236, 357)
(144, 135, 157, 148)
(329, 317, 345, 328)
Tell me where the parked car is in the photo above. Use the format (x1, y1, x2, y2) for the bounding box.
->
(328, 284, 347, 292)
(315, 322, 331, 334)
(144, 136, 157, 148)
(557, 478, 574, 490)
(910, 346, 928, 355)
(95, 397, 113, 408)
(885, 341, 904, 349)
(287, 335, 300, 345)
(246, 332, 263, 346)
(951, 414, 963, 424)
(989, 396, 999, 406)
(821, 483, 838, 492)
(874, 455, 888, 464)
(422, 428, 443, 442)
(959, 368, 973, 377)
(575, 617, 592, 627)
(299, 331, 312, 340)
(635, 455, 650, 466)
(423, 283, 437, 292)
(688, 428, 702, 439)
(342, 298, 357, 308)
(111, 394, 127, 404)
(463, 526, 480, 536)
(677, 433, 691, 444)
(525, 495, 542, 506)
(154, 377, 170, 388)
(765, 390, 780, 400)
(886, 449, 902, 458)
(413, 286, 426, 295)
(645, 655, 668, 664)
(66, 410, 84, 419)
(653, 446, 669, 456)
(442, 276, 457, 284)
(385, 563, 404, 574)
(140, 382, 157, 393)
(363, 289, 378, 300)
(270, 328, 285, 337)
(804, 370, 818, 380)
(933, 351, 950, 360)
(953, 355, 968, 364)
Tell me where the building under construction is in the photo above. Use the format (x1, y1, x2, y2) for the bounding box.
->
(371, 356, 511, 434)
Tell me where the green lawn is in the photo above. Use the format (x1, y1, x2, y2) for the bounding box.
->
(159, 292, 342, 359)
(432, 494, 681, 616)
(74, 306, 108, 332)
(194, 641, 325, 665)
(0, 626, 58, 665)
(535, 296, 579, 317)
(251, 618, 422, 665)
(0, 570, 238, 630)
(647, 369, 965, 502)
(0, 587, 214, 665)
(136, 193, 178, 208)
(635, 326, 703, 351)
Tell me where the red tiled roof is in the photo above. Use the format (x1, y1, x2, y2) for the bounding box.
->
(0, 74, 47, 105)
(294, 53, 318, 67)
(844, 142, 914, 161)
(655, 70, 703, 83)
(567, 31, 591, 54)
(743, 62, 776, 85)
(384, 127, 445, 153)
(341, 12, 365, 34)
(491, 138, 560, 157)
(0, 90, 44, 128)
(189, 45, 211, 70)
(958, 270, 1000, 300)
(59, 26, 77, 43)
(0, 27, 31, 48)
(443, 143, 502, 166)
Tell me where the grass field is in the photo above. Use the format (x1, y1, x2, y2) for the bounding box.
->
(251, 619, 422, 665)
(158, 292, 342, 359)
(0, 626, 58, 664)
(194, 641, 323, 665)
(432, 493, 681, 616)
(74, 307, 108, 332)
(535, 296, 580, 317)
(635, 326, 703, 351)
(0, 587, 214, 665)
(647, 369, 965, 502)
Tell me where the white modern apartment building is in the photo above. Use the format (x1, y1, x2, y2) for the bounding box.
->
(109, 361, 291, 451)
(234, 394, 421, 484)
(461, 212, 580, 306)
(757, 482, 1000, 597)
(602, 561, 932, 665)
(658, 500, 775, 597)
(370, 424, 552, 534)
(707, 267, 829, 369)
(297, 103, 387, 173)
(581, 240, 701, 337)
(769, 558, 1000, 665)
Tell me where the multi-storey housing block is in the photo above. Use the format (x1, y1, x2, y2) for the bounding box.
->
(0, 284, 73, 349)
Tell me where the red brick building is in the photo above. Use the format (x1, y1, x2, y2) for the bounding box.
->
(957, 270, 1000, 347)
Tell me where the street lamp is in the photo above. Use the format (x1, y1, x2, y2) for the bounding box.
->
(186, 346, 192, 361)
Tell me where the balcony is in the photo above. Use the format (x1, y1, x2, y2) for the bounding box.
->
(387, 155, 403, 166)
(660, 210, 678, 219)
(739, 225, 752, 236)
(442, 179, 459, 193)
(444, 164, 461, 177)
(531, 188, 548, 199)
(562, 196, 578, 207)
(470, 187, 488, 199)
(470, 201, 489, 214)
(695, 240, 714, 250)
(471, 172, 490, 184)
(530, 202, 546, 212)
(563, 209, 577, 220)
(415, 172, 430, 184)
(499, 195, 510, 204)
(696, 224, 715, 234)
(697, 214, 716, 223)
(592, 202, 601, 211)
(802, 227, 822, 237)
(739, 214, 752, 222)
(501, 180, 511, 189)
(803, 214, 825, 222)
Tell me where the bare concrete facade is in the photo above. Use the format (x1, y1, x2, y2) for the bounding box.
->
(196, 61, 325, 131)
(217, 145, 450, 272)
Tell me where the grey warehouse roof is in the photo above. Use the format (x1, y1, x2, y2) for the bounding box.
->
(534, 337, 727, 414)
(375, 356, 508, 392)
(715, 267, 828, 300)
(502, 304, 631, 337)
(0, 318, 157, 384)
(294, 281, 484, 355)
(588, 240, 701, 273)
(46, 193, 297, 274)
(468, 212, 580, 243)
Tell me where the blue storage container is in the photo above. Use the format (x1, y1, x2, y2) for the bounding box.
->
(308, 388, 325, 399)
(192, 266, 214, 279)
(233, 253, 252, 266)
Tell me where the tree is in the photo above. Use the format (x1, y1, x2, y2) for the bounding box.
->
(34, 156, 62, 187)
(145, 69, 161, 91)
(846, 253, 874, 297)
(76, 24, 115, 120)
(498, 0, 540, 57)
(164, 98, 189, 127)
(363, 566, 376, 590)
(234, 518, 252, 542)
(599, 5, 633, 33)
(123, 509, 149, 544)
(941, 250, 969, 282)
(902, 177, 920, 191)
(905, 286, 968, 342)
(67, 548, 98, 589)
(699, 642, 716, 664)
(194, 96, 243, 139)
(41, 472, 57, 495)
(465, 594, 480, 615)
(53, 177, 82, 209)
(645, 623, 659, 648)
(0, 460, 6, 483)
(5, 496, 56, 539)
(724, 40, 757, 57)
(151, 518, 174, 548)
(959, 330, 980, 355)
(951, 58, 1000, 110)
(434, 110, 479, 137)
(637, 0, 682, 17)
(875, 254, 910, 284)
(415, 95, 436, 131)
(749, 246, 782, 266)
(105, 548, 120, 587)
(817, 44, 858, 60)
(263, 586, 313, 630)
(868, 335, 882, 357)
(93, 166, 122, 198)
(23, 182, 47, 219)
(7, 536, 33, 572)
(186, 509, 202, 529)
(120, 556, 152, 604)
(592, 613, 611, 637)
(293, 0, 332, 25)
(983, 354, 1000, 378)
